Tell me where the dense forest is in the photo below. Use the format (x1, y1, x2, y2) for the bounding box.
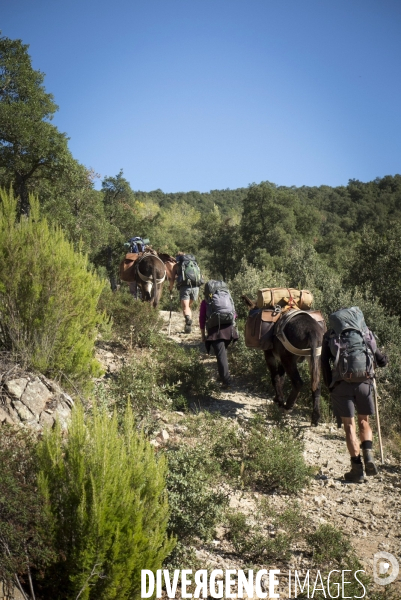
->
(1, 33, 401, 600)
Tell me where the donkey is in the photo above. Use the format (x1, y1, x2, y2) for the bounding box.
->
(266, 311, 326, 425)
(156, 253, 177, 292)
(243, 297, 326, 425)
(135, 254, 166, 308)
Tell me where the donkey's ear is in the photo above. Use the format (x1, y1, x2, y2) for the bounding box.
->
(241, 295, 256, 309)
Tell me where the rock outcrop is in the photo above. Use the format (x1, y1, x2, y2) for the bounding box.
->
(0, 369, 73, 432)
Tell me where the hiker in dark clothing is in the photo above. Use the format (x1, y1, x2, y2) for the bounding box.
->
(199, 281, 238, 388)
(321, 307, 388, 483)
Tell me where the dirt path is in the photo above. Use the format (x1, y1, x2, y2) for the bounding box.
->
(159, 310, 401, 589)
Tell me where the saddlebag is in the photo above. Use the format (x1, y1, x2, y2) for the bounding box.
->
(119, 253, 139, 282)
(244, 309, 281, 350)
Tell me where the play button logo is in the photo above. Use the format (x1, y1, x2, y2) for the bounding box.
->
(373, 552, 399, 586)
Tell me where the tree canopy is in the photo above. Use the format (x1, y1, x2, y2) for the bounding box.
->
(0, 35, 69, 214)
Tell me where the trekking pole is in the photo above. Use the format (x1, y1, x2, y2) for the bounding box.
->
(168, 293, 173, 336)
(372, 377, 385, 464)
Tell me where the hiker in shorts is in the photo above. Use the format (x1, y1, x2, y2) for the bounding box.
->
(169, 252, 202, 333)
(199, 281, 238, 388)
(321, 306, 388, 483)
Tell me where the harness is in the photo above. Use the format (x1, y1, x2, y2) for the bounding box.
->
(135, 253, 166, 285)
(275, 308, 322, 357)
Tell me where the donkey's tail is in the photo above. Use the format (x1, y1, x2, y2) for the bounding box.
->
(308, 331, 321, 392)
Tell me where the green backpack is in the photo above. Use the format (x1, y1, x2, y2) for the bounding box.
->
(177, 254, 202, 287)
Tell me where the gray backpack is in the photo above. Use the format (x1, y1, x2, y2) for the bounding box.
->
(328, 306, 377, 386)
(205, 280, 235, 330)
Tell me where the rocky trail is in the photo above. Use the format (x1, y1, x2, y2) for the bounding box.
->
(155, 310, 401, 593)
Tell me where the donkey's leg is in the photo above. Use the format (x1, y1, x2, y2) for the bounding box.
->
(264, 351, 285, 407)
(311, 381, 321, 426)
(281, 354, 303, 411)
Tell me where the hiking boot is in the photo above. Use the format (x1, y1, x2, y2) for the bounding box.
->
(362, 448, 379, 476)
(344, 459, 365, 483)
(221, 378, 232, 390)
(184, 316, 192, 334)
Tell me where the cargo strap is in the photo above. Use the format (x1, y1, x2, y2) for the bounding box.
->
(276, 309, 322, 357)
(136, 254, 166, 284)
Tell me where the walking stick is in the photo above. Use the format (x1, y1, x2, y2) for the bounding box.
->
(373, 378, 385, 464)
(168, 293, 173, 336)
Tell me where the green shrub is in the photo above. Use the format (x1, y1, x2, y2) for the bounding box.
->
(183, 413, 312, 493)
(244, 426, 313, 492)
(307, 523, 351, 565)
(107, 337, 217, 419)
(0, 189, 105, 390)
(228, 258, 286, 319)
(98, 286, 164, 346)
(165, 445, 228, 542)
(228, 327, 270, 389)
(0, 426, 55, 597)
(37, 404, 174, 600)
(108, 356, 172, 418)
(156, 338, 218, 399)
(305, 525, 370, 600)
(227, 501, 302, 562)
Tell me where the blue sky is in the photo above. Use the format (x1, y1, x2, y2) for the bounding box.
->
(2, 0, 401, 192)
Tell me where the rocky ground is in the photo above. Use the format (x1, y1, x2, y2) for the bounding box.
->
(153, 310, 401, 596)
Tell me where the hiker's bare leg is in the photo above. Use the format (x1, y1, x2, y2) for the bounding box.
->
(341, 417, 360, 457)
(181, 298, 193, 319)
(357, 414, 372, 443)
(358, 414, 378, 476)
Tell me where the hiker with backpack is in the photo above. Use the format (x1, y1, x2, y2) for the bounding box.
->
(321, 306, 388, 483)
(199, 280, 238, 388)
(169, 252, 203, 333)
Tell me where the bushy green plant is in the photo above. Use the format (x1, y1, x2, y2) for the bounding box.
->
(37, 404, 174, 600)
(228, 327, 270, 389)
(0, 426, 55, 598)
(244, 426, 313, 492)
(156, 338, 218, 399)
(305, 525, 370, 600)
(98, 286, 164, 346)
(307, 524, 351, 565)
(227, 500, 302, 562)
(0, 189, 105, 389)
(165, 445, 228, 542)
(107, 338, 217, 419)
(228, 258, 286, 319)
(183, 413, 312, 493)
(108, 356, 172, 417)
